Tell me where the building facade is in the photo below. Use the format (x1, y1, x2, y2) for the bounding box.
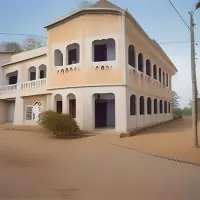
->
(0, 0, 177, 133)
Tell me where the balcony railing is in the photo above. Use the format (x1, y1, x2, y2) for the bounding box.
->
(0, 84, 17, 93)
(0, 78, 47, 94)
(21, 78, 47, 90)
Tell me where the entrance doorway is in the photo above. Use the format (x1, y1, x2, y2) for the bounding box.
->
(94, 93, 115, 129)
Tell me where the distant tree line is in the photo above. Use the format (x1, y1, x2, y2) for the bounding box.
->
(172, 91, 192, 118)
(0, 37, 46, 53)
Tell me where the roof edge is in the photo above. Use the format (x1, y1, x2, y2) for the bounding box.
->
(45, 8, 122, 29)
(1, 53, 46, 67)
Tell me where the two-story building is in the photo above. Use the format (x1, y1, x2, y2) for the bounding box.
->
(0, 0, 177, 133)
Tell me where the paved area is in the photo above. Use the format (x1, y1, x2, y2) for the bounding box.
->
(114, 117, 200, 164)
(0, 129, 200, 200)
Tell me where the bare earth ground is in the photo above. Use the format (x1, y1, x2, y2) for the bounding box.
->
(0, 120, 200, 200)
(114, 116, 200, 164)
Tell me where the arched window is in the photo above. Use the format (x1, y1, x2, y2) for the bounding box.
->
(168, 102, 171, 113)
(146, 60, 151, 76)
(166, 73, 169, 87)
(28, 66, 36, 81)
(164, 101, 167, 113)
(128, 45, 135, 67)
(66, 43, 80, 65)
(67, 93, 76, 118)
(54, 49, 63, 66)
(153, 65, 157, 80)
(140, 96, 145, 115)
(138, 53, 143, 72)
(147, 97, 152, 115)
(159, 100, 163, 114)
(154, 99, 158, 114)
(163, 72, 165, 85)
(130, 94, 136, 115)
(92, 38, 116, 62)
(54, 94, 62, 114)
(159, 68, 161, 82)
(38, 64, 46, 79)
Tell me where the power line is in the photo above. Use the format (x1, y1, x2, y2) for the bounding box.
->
(159, 41, 199, 45)
(168, 0, 190, 30)
(0, 32, 47, 38)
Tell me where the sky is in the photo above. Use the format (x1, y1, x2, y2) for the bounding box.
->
(0, 0, 200, 108)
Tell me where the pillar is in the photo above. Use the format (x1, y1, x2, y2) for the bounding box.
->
(14, 96, 23, 125)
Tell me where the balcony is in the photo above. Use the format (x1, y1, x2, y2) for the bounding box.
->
(0, 78, 47, 94)
(21, 78, 47, 90)
(0, 84, 17, 93)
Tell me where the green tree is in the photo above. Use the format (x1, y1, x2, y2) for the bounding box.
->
(172, 91, 180, 110)
(182, 107, 192, 115)
(0, 41, 22, 53)
(22, 37, 44, 51)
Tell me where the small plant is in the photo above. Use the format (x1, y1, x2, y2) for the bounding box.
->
(38, 110, 80, 137)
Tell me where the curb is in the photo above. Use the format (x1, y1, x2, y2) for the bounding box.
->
(108, 142, 200, 168)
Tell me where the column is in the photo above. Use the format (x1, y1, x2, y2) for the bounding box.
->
(36, 67, 39, 80)
(135, 50, 138, 70)
(62, 95, 67, 114)
(14, 96, 24, 125)
(115, 87, 128, 132)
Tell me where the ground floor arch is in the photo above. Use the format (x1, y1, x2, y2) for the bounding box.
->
(93, 93, 115, 129)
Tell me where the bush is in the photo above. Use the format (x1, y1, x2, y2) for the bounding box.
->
(38, 110, 80, 137)
(173, 113, 183, 120)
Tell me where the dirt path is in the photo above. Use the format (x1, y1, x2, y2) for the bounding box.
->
(114, 116, 200, 163)
(0, 127, 200, 199)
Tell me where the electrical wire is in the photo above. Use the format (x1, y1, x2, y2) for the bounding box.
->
(0, 32, 47, 38)
(168, 0, 190, 30)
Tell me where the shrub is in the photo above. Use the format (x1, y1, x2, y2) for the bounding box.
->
(38, 110, 80, 137)
(173, 113, 183, 120)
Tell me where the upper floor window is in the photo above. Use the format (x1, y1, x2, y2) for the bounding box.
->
(130, 94, 136, 115)
(159, 68, 162, 82)
(163, 72, 165, 85)
(66, 43, 80, 65)
(92, 38, 116, 62)
(28, 66, 36, 81)
(138, 53, 143, 72)
(146, 60, 151, 77)
(6, 71, 18, 85)
(153, 65, 157, 80)
(166, 73, 169, 87)
(128, 45, 135, 67)
(54, 49, 63, 66)
(39, 64, 46, 79)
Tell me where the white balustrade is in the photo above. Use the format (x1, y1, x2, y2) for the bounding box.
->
(0, 84, 17, 93)
(21, 78, 47, 90)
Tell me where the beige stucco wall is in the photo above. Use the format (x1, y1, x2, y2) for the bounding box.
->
(125, 16, 173, 103)
(126, 17, 175, 75)
(2, 55, 47, 84)
(47, 14, 124, 88)
(0, 53, 12, 86)
(127, 87, 172, 131)
(23, 94, 47, 125)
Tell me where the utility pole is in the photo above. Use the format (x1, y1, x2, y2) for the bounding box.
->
(189, 12, 199, 147)
(168, 0, 200, 148)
